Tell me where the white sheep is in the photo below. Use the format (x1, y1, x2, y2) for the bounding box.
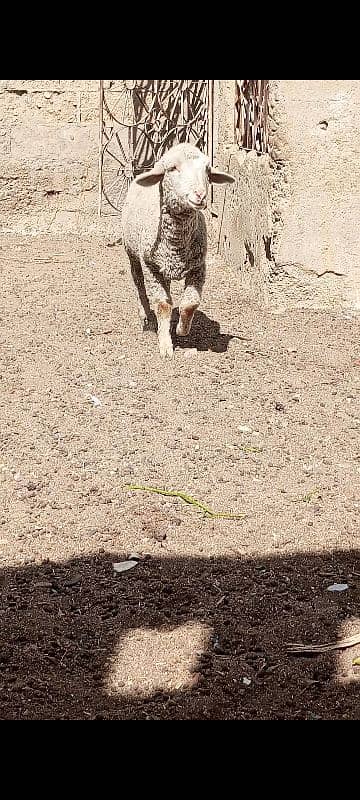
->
(121, 142, 235, 357)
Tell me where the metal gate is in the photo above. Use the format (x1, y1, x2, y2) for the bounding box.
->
(235, 80, 269, 154)
(99, 80, 213, 215)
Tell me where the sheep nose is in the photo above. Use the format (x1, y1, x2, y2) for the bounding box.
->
(195, 190, 206, 202)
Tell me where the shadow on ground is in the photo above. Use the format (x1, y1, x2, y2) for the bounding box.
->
(1, 549, 359, 719)
(172, 309, 248, 353)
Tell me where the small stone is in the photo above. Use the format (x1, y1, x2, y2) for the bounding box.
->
(237, 425, 253, 434)
(35, 581, 53, 588)
(113, 560, 138, 574)
(153, 530, 167, 542)
(88, 395, 102, 407)
(275, 402, 285, 412)
(327, 583, 349, 592)
(64, 574, 82, 586)
(307, 712, 322, 720)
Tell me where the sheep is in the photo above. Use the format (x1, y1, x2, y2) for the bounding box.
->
(121, 142, 235, 357)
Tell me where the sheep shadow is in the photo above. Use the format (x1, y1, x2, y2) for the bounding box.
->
(172, 309, 248, 353)
(1, 548, 359, 719)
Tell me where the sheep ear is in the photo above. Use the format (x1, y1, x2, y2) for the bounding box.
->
(135, 162, 165, 186)
(209, 168, 235, 185)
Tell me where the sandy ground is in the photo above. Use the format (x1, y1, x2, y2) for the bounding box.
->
(0, 236, 359, 719)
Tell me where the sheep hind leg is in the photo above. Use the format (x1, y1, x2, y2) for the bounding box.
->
(129, 255, 156, 331)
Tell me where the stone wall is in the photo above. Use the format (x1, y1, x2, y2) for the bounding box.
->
(0, 80, 102, 236)
(212, 80, 273, 304)
(270, 80, 360, 310)
(214, 79, 360, 310)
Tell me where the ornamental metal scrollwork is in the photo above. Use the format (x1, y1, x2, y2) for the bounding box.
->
(99, 80, 212, 214)
(235, 80, 269, 154)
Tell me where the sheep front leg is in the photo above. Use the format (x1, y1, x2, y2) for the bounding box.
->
(156, 299, 174, 358)
(176, 269, 205, 337)
(142, 264, 173, 358)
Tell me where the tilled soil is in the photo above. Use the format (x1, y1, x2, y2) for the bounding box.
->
(0, 236, 359, 719)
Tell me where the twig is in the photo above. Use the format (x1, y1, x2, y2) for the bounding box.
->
(0, 255, 71, 263)
(287, 632, 360, 654)
(124, 484, 246, 520)
(238, 444, 263, 453)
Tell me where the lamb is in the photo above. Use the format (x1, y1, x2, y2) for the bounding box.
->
(121, 142, 235, 357)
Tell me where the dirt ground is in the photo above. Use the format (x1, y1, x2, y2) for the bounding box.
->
(0, 235, 359, 720)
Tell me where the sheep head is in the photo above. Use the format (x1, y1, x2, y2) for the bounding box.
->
(135, 143, 235, 213)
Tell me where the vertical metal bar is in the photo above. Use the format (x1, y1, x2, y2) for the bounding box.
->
(98, 79, 104, 217)
(264, 80, 269, 153)
(130, 84, 136, 164)
(208, 79, 214, 206)
(234, 80, 238, 145)
(208, 79, 214, 161)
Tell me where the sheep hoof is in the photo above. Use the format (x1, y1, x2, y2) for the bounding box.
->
(176, 324, 187, 337)
(176, 307, 197, 337)
(159, 336, 174, 358)
(176, 321, 191, 337)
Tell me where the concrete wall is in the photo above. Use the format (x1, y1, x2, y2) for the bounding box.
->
(271, 80, 360, 310)
(215, 79, 360, 310)
(214, 147, 273, 304)
(0, 80, 102, 236)
(212, 80, 273, 304)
